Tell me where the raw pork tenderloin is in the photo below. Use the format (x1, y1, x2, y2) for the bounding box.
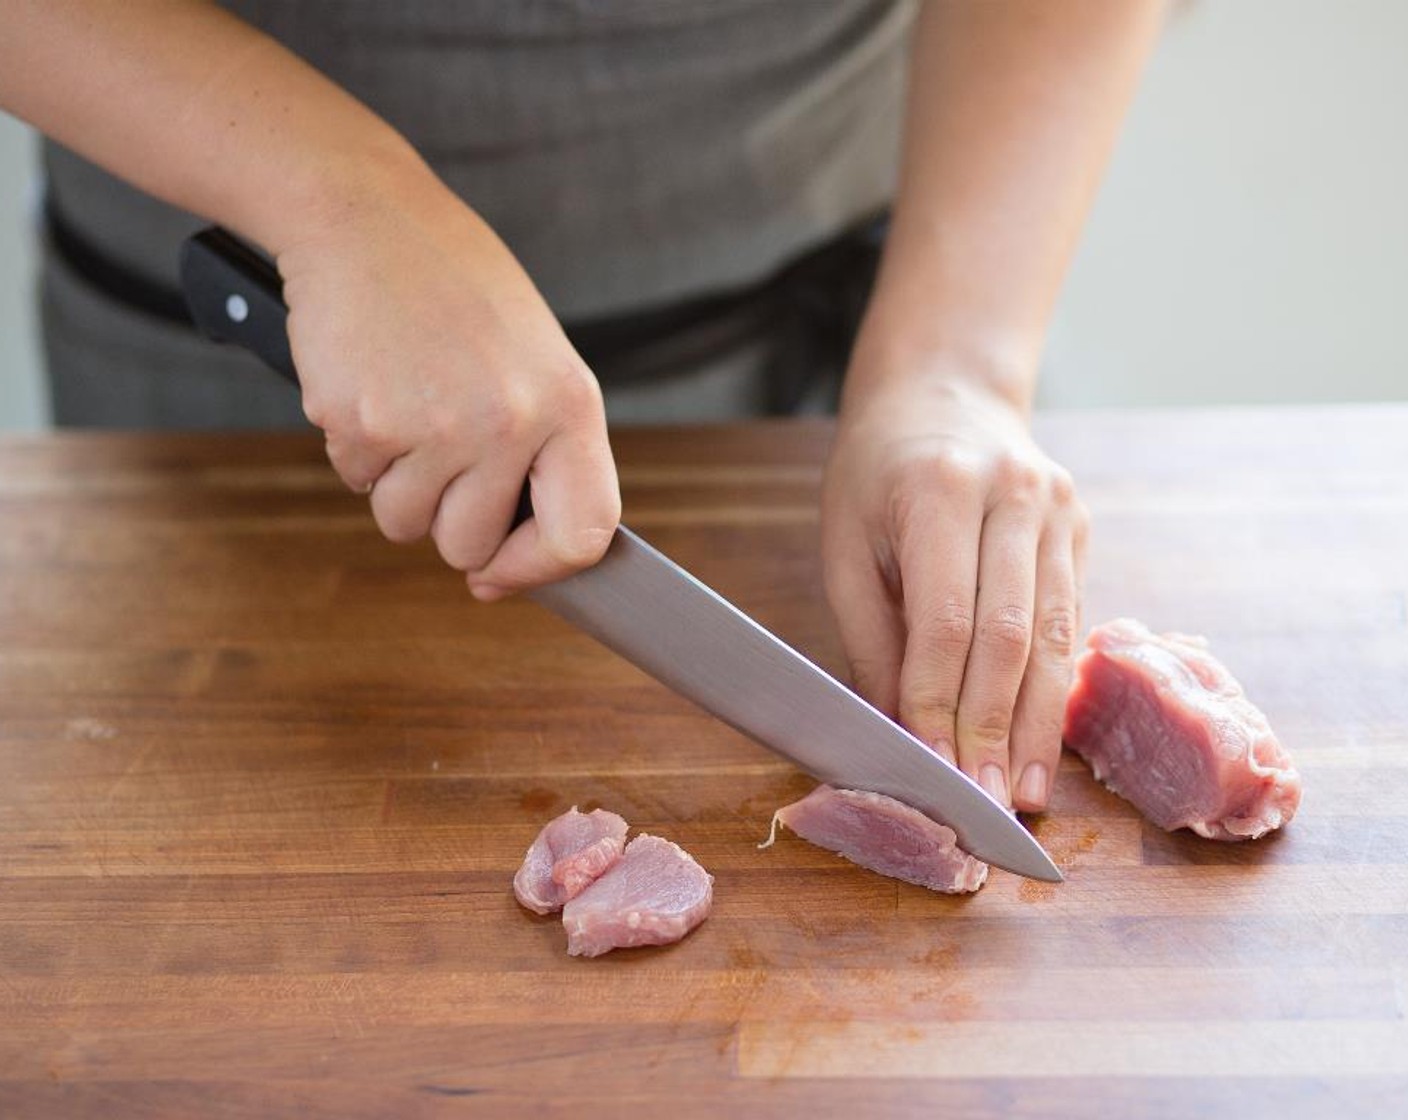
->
(1063, 618, 1301, 840)
(512, 807, 629, 914)
(764, 785, 988, 894)
(563, 834, 714, 957)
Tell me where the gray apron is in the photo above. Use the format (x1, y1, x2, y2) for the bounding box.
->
(41, 0, 913, 427)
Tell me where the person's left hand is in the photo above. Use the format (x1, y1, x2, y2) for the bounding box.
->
(820, 367, 1088, 813)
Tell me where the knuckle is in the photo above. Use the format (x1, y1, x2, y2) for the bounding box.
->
(369, 482, 431, 545)
(1035, 603, 1079, 658)
(438, 540, 487, 574)
(321, 438, 373, 493)
(995, 455, 1045, 503)
(888, 453, 978, 527)
(431, 519, 489, 573)
(899, 688, 957, 732)
(542, 524, 614, 572)
(351, 396, 399, 450)
(376, 512, 422, 545)
(322, 454, 359, 492)
(478, 390, 533, 446)
(1048, 466, 1078, 506)
(977, 605, 1033, 657)
(555, 360, 606, 418)
(431, 531, 467, 571)
(917, 598, 976, 654)
(904, 450, 981, 495)
(384, 524, 420, 546)
(301, 392, 330, 431)
(1074, 500, 1092, 541)
(962, 707, 1014, 747)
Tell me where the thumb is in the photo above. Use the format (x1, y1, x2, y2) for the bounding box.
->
(467, 421, 621, 597)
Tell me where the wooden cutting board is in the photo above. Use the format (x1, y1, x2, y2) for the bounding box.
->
(1, 407, 1405, 1118)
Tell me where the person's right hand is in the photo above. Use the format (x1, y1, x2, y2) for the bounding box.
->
(276, 164, 621, 600)
(1, 1, 617, 598)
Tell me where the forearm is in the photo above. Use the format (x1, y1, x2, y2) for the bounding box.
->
(3, 2, 618, 596)
(852, 0, 1166, 411)
(0, 0, 429, 258)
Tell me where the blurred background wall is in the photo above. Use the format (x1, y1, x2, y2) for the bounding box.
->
(0, 111, 44, 431)
(2, 0, 1404, 430)
(1040, 0, 1408, 408)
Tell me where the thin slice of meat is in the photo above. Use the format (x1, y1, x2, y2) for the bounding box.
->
(1063, 617, 1302, 840)
(762, 785, 989, 894)
(512, 806, 629, 915)
(562, 834, 714, 957)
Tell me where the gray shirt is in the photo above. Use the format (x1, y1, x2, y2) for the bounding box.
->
(44, 0, 913, 320)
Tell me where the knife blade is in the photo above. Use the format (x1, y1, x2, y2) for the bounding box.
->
(534, 530, 1061, 881)
(178, 226, 1062, 883)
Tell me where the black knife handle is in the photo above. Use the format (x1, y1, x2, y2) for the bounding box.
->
(179, 228, 297, 384)
(178, 226, 533, 527)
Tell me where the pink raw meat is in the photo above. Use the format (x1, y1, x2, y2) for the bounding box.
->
(562, 834, 714, 957)
(512, 806, 629, 915)
(763, 785, 988, 894)
(1063, 618, 1302, 840)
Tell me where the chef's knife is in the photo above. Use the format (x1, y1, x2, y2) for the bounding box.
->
(179, 227, 1061, 883)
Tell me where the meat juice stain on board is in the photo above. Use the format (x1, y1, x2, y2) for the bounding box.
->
(1018, 825, 1101, 903)
(1018, 879, 1058, 904)
(915, 944, 961, 969)
(517, 787, 560, 815)
(728, 943, 769, 970)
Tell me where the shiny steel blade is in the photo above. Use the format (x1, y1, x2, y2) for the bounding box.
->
(530, 527, 1062, 883)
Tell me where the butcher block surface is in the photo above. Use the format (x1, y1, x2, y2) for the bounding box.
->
(1, 406, 1405, 1118)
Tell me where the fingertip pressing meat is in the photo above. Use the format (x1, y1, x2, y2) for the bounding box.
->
(512, 806, 629, 915)
(562, 834, 714, 957)
(763, 785, 989, 894)
(1063, 618, 1302, 841)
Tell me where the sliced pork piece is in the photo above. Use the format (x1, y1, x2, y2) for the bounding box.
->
(1063, 618, 1302, 840)
(763, 785, 989, 894)
(512, 806, 629, 915)
(562, 834, 713, 957)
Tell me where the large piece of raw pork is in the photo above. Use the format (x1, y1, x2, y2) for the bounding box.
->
(1063, 618, 1302, 840)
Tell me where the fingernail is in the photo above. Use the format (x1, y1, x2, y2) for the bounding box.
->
(1016, 762, 1049, 808)
(978, 763, 1009, 807)
(470, 583, 507, 602)
(933, 736, 958, 766)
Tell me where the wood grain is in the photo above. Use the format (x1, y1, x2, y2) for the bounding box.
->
(2, 406, 1407, 1118)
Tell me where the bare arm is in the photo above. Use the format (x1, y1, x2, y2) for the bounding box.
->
(823, 0, 1164, 809)
(1, 0, 406, 262)
(1, 0, 620, 595)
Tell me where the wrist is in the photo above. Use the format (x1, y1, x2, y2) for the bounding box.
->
(843, 310, 1039, 419)
(258, 122, 443, 262)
